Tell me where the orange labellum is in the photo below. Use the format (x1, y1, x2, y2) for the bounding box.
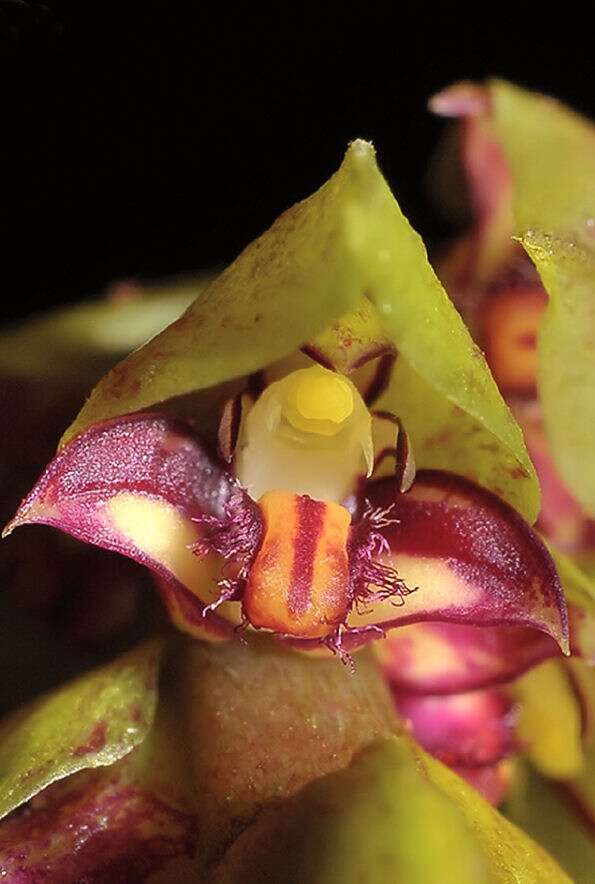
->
(244, 490, 352, 638)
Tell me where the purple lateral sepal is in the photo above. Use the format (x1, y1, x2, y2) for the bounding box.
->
(354, 470, 569, 652)
(6, 412, 241, 529)
(3, 413, 262, 638)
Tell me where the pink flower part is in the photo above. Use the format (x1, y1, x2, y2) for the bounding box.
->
(395, 688, 516, 770)
(394, 684, 516, 804)
(4, 413, 263, 640)
(355, 471, 569, 651)
(378, 621, 559, 695)
(428, 82, 491, 118)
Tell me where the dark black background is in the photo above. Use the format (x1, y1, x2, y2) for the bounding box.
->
(1, 1, 594, 324)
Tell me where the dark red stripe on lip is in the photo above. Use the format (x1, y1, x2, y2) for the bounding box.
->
(288, 496, 326, 618)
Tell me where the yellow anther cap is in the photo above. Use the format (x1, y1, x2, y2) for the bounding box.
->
(283, 367, 354, 436)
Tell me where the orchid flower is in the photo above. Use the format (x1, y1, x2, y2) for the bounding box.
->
(0, 137, 576, 880)
(390, 78, 595, 879)
(3, 142, 565, 661)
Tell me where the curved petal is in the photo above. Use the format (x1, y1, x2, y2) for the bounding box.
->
(541, 547, 595, 660)
(4, 413, 261, 639)
(376, 621, 559, 695)
(350, 471, 568, 651)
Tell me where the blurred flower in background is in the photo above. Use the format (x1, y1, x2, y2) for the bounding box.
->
(421, 78, 595, 878)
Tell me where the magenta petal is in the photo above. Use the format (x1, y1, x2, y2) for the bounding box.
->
(395, 688, 516, 770)
(355, 470, 568, 651)
(6, 412, 243, 527)
(3, 413, 261, 635)
(378, 621, 559, 695)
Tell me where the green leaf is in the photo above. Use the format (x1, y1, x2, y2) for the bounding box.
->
(61, 144, 376, 445)
(0, 670, 197, 881)
(341, 159, 537, 522)
(0, 639, 162, 821)
(213, 737, 570, 883)
(505, 763, 595, 884)
(61, 141, 537, 520)
(402, 741, 571, 884)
